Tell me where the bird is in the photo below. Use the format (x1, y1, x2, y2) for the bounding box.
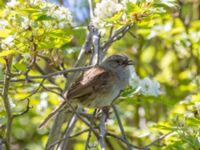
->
(39, 54, 133, 127)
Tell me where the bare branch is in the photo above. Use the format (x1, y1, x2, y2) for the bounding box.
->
(99, 110, 107, 150)
(141, 132, 173, 149)
(0, 65, 93, 84)
(88, 0, 94, 19)
(18, 79, 45, 101)
(90, 25, 102, 65)
(60, 112, 78, 149)
(85, 109, 97, 150)
(2, 57, 13, 150)
(102, 25, 132, 52)
(106, 132, 142, 149)
(13, 99, 32, 118)
(112, 105, 132, 150)
(47, 128, 91, 149)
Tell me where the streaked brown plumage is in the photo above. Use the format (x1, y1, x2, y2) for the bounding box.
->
(39, 54, 132, 127)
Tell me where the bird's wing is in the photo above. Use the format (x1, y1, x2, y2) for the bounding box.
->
(67, 66, 115, 100)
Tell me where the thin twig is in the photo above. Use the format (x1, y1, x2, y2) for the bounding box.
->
(41, 85, 62, 97)
(0, 65, 94, 84)
(2, 58, 12, 150)
(13, 99, 32, 118)
(47, 128, 91, 149)
(102, 25, 132, 52)
(85, 109, 97, 150)
(18, 79, 45, 101)
(60, 111, 78, 150)
(141, 132, 173, 149)
(112, 105, 132, 150)
(106, 132, 141, 149)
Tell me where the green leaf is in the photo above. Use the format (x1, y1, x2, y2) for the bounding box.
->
(186, 118, 200, 126)
(0, 50, 15, 57)
(0, 30, 10, 38)
(126, 2, 142, 14)
(105, 11, 123, 23)
(36, 15, 54, 21)
(14, 61, 27, 71)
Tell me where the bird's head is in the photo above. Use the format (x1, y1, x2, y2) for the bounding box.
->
(101, 54, 133, 70)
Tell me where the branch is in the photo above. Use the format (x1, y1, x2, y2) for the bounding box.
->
(88, 0, 94, 19)
(18, 79, 45, 101)
(106, 132, 173, 150)
(106, 132, 141, 149)
(47, 128, 91, 149)
(60, 111, 78, 149)
(99, 110, 107, 150)
(112, 105, 132, 150)
(13, 99, 32, 118)
(102, 25, 132, 52)
(85, 109, 97, 150)
(141, 132, 173, 149)
(90, 25, 102, 65)
(0, 65, 93, 84)
(2, 58, 13, 150)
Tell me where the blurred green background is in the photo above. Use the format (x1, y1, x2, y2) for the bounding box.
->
(0, 0, 199, 150)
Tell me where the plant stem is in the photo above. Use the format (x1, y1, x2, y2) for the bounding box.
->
(2, 58, 13, 150)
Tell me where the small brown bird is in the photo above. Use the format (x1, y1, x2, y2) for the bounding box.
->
(39, 54, 133, 127)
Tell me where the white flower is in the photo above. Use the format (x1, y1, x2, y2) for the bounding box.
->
(197, 137, 200, 144)
(1, 43, 6, 49)
(0, 20, 8, 30)
(23, 53, 31, 60)
(43, 21, 50, 28)
(129, 66, 140, 89)
(8, 97, 16, 108)
(184, 112, 194, 118)
(2, 36, 15, 47)
(93, 0, 123, 28)
(37, 92, 48, 113)
(21, 17, 30, 30)
(139, 77, 160, 96)
(30, 0, 42, 6)
(195, 102, 200, 109)
(50, 6, 72, 24)
(58, 21, 65, 29)
(6, 0, 19, 8)
(122, 0, 137, 5)
(128, 66, 161, 96)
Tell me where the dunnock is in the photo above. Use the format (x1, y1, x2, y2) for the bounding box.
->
(39, 54, 132, 127)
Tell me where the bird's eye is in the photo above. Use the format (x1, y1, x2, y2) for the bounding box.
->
(116, 60, 120, 64)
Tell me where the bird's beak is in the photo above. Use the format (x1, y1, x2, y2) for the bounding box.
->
(126, 59, 133, 65)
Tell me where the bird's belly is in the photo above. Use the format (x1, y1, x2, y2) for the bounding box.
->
(87, 87, 120, 108)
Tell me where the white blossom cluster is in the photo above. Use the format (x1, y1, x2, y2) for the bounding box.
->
(92, 0, 142, 29)
(93, 0, 124, 28)
(93, 0, 175, 30)
(0, 0, 73, 51)
(129, 66, 161, 96)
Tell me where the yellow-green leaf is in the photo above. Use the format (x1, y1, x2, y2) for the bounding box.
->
(0, 30, 10, 38)
(0, 50, 15, 57)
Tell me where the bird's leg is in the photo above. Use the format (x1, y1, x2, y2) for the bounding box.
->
(102, 106, 111, 121)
